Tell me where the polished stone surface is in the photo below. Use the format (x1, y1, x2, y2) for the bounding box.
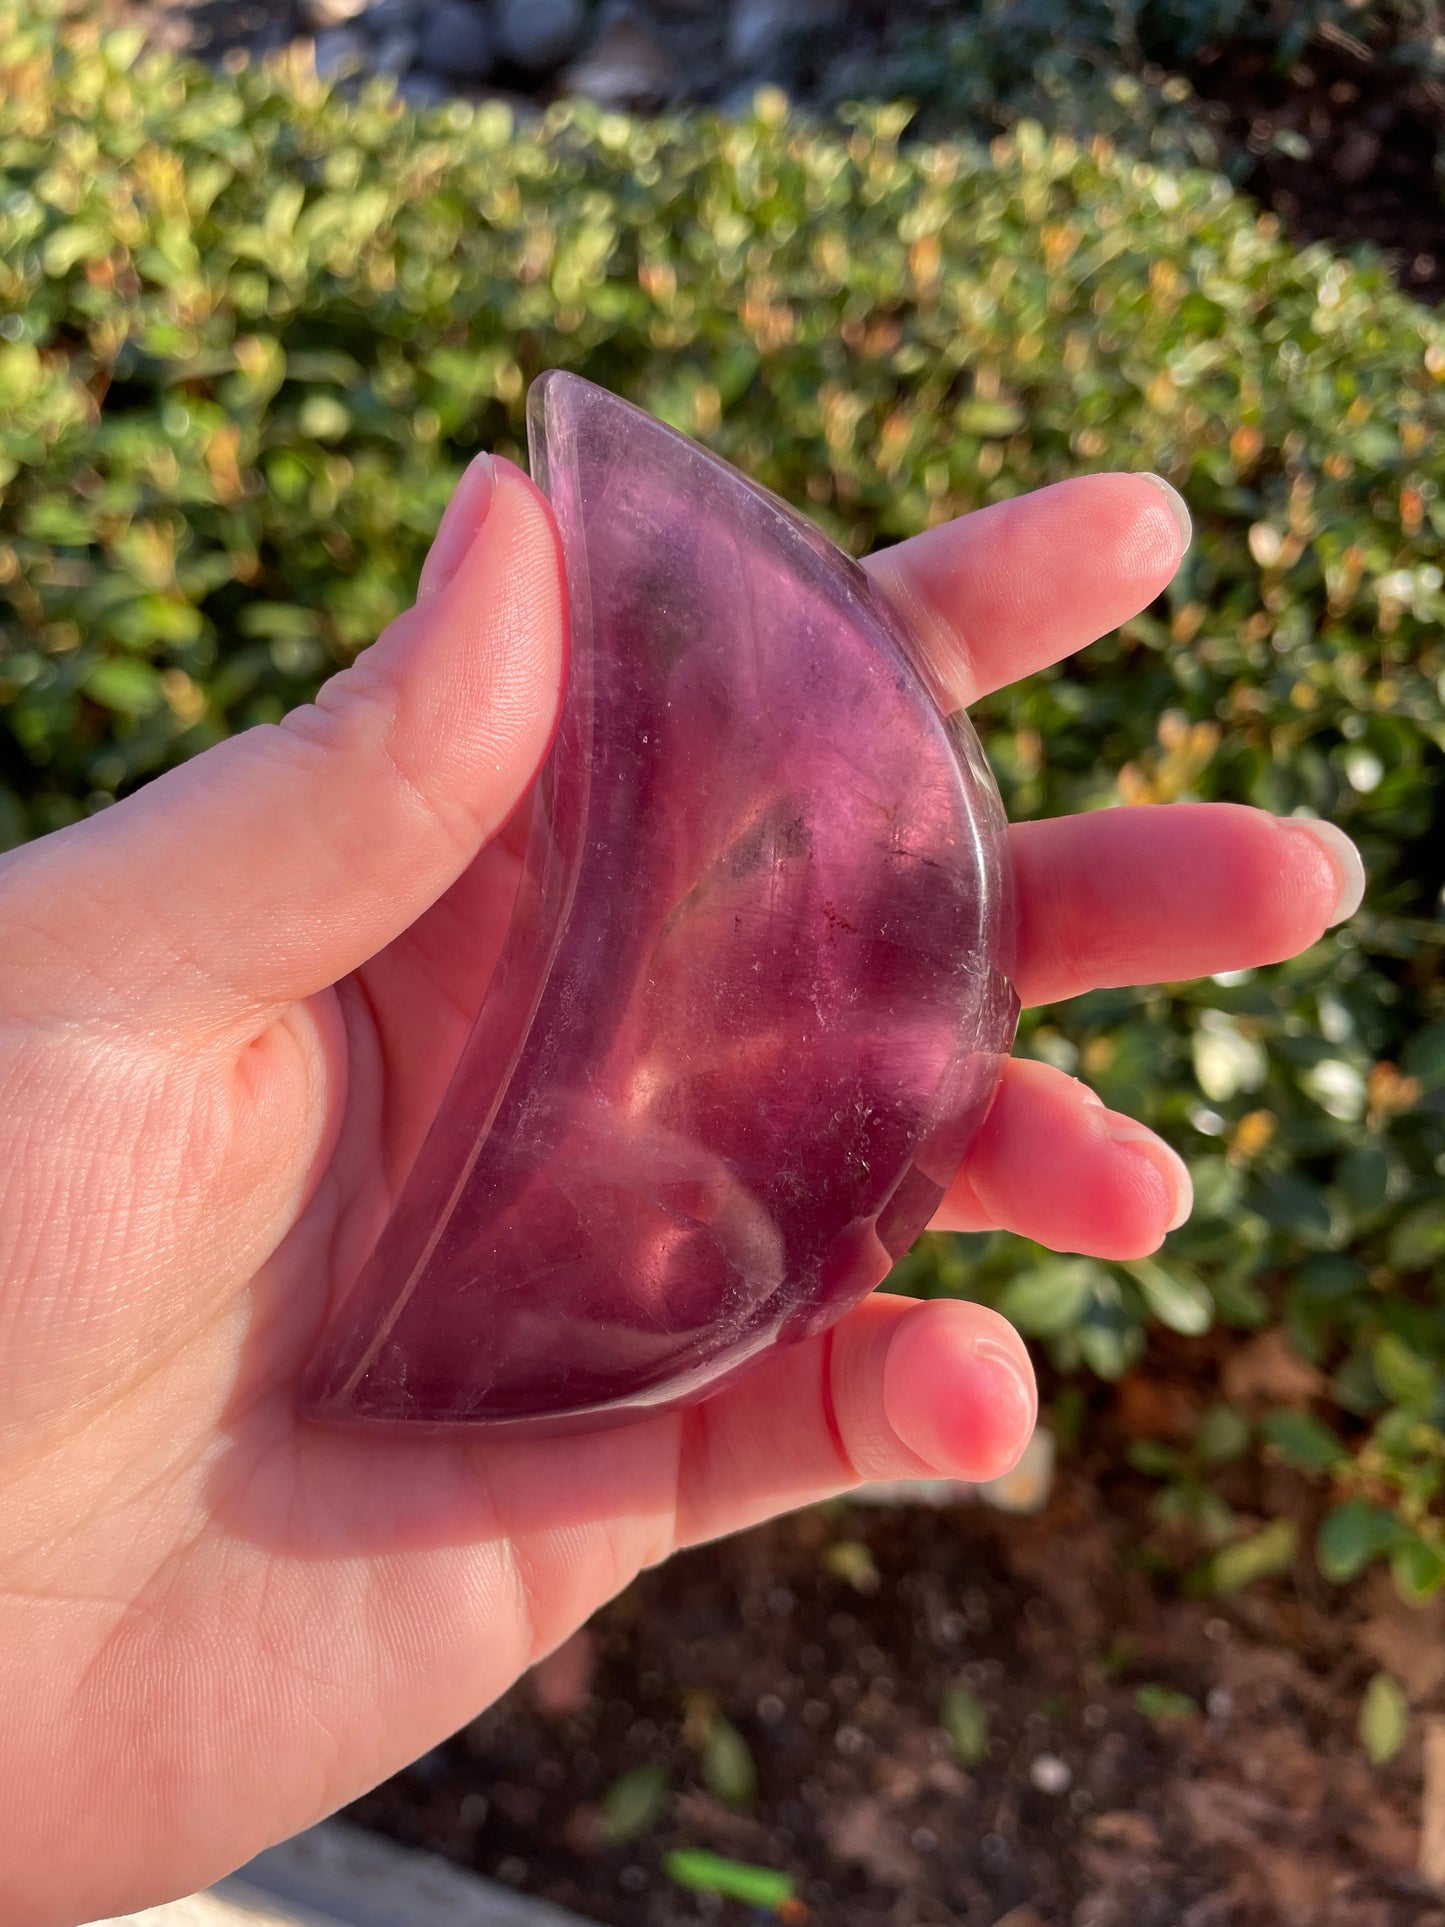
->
(301, 373, 1017, 1429)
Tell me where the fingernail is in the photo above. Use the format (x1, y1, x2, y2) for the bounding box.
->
(1139, 472, 1192, 550)
(1105, 1116, 1194, 1232)
(970, 1334, 1039, 1439)
(417, 452, 496, 601)
(1279, 817, 1366, 926)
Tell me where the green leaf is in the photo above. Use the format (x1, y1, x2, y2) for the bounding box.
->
(1201, 1519, 1297, 1595)
(822, 1539, 880, 1594)
(41, 222, 110, 276)
(1192, 1017, 1267, 1102)
(1359, 1672, 1408, 1767)
(1126, 1258, 1214, 1337)
(1402, 1025, 1445, 1085)
(1252, 1172, 1335, 1247)
(101, 24, 147, 69)
(285, 350, 365, 386)
(83, 659, 164, 719)
(1389, 1204, 1445, 1274)
(1186, 1156, 1243, 1222)
(238, 602, 321, 641)
(1262, 1409, 1347, 1472)
(298, 393, 352, 441)
(1077, 1295, 1147, 1381)
(0, 341, 43, 404)
(265, 180, 306, 238)
(1372, 1333, 1437, 1409)
(1292, 1257, 1369, 1306)
(954, 396, 1025, 436)
(1338, 1145, 1390, 1213)
(1207, 1265, 1271, 1330)
(1195, 1402, 1250, 1465)
(105, 595, 204, 650)
(1318, 1500, 1403, 1584)
(600, 1763, 670, 1843)
(997, 1257, 1108, 1337)
(1391, 1536, 1445, 1604)
(664, 1851, 795, 1910)
(941, 1685, 989, 1767)
(701, 1718, 756, 1809)
(1156, 1481, 1236, 1545)
(1134, 1683, 1199, 1724)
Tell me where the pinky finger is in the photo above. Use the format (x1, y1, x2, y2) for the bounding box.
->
(671, 1294, 1038, 1550)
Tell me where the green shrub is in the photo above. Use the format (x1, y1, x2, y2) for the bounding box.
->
(2, 3, 1444, 1593)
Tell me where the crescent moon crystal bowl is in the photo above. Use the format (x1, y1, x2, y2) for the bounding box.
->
(299, 373, 1018, 1432)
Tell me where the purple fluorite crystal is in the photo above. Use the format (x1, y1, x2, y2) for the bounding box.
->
(300, 373, 1018, 1431)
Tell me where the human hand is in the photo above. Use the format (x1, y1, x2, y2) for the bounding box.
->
(0, 455, 1360, 1924)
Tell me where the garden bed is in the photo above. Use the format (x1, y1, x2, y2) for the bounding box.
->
(348, 1435, 1445, 1925)
(1184, 29, 1445, 305)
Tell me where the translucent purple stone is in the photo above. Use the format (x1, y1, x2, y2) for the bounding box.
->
(299, 373, 1018, 1431)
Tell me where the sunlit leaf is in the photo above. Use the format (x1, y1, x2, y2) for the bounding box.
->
(941, 1685, 989, 1767)
(1372, 1333, 1437, 1409)
(665, 1850, 796, 1910)
(1359, 1672, 1408, 1767)
(83, 659, 164, 718)
(1194, 1403, 1250, 1465)
(1391, 1535, 1445, 1603)
(1200, 1519, 1297, 1595)
(1135, 1683, 1198, 1724)
(600, 1763, 670, 1843)
(701, 1718, 756, 1809)
(822, 1540, 880, 1594)
(1126, 1258, 1214, 1337)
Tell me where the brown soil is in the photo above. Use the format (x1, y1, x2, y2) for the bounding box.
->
(348, 1441, 1445, 1925)
(1183, 32, 1445, 305)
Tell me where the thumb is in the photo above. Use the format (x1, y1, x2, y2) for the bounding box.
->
(0, 455, 566, 1036)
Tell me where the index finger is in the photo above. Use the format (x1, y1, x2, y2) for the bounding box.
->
(864, 472, 1190, 708)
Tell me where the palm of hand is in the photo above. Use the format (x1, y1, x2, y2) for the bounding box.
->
(0, 463, 1356, 1926)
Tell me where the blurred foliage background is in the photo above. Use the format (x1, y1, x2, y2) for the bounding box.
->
(2, 0, 1443, 1600)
